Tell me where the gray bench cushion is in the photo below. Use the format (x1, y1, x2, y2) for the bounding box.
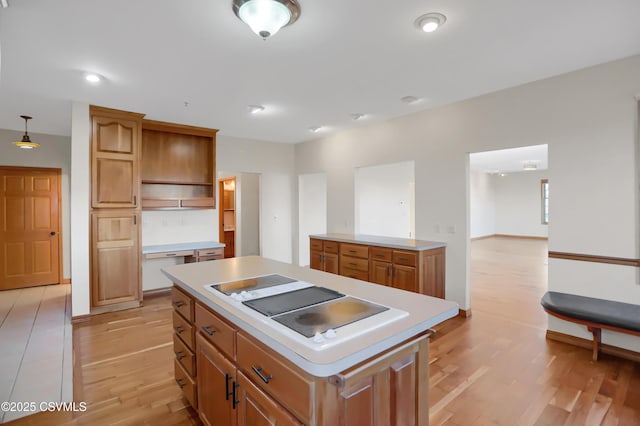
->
(541, 291, 640, 332)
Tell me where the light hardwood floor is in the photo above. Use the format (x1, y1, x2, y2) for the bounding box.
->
(6, 237, 640, 425)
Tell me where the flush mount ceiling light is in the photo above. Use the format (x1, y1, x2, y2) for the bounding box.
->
(233, 0, 300, 39)
(248, 104, 265, 114)
(415, 12, 446, 33)
(350, 113, 365, 121)
(309, 126, 322, 133)
(13, 115, 40, 149)
(85, 73, 101, 83)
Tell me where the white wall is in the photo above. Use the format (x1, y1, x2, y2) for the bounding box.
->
(494, 170, 548, 237)
(142, 210, 216, 245)
(237, 173, 261, 257)
(295, 55, 640, 354)
(298, 173, 327, 266)
(0, 129, 71, 280)
(469, 171, 496, 238)
(355, 161, 414, 238)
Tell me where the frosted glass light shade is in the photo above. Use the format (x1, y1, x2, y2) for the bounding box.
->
(238, 0, 291, 39)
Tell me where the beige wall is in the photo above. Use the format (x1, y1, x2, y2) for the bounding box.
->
(295, 54, 640, 351)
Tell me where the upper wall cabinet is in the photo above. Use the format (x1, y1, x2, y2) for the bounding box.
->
(90, 106, 145, 209)
(141, 120, 218, 210)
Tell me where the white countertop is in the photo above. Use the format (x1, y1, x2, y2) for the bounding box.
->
(142, 241, 225, 255)
(162, 256, 458, 377)
(310, 233, 446, 251)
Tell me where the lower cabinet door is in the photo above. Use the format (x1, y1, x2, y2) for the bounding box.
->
(196, 333, 236, 426)
(324, 253, 339, 274)
(370, 260, 392, 286)
(393, 265, 417, 292)
(236, 372, 302, 426)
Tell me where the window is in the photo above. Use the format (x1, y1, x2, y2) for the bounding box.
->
(541, 179, 549, 224)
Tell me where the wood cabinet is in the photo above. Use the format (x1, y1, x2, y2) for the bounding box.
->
(176, 284, 431, 425)
(311, 236, 446, 299)
(90, 211, 141, 308)
(90, 106, 144, 209)
(172, 286, 198, 408)
(184, 247, 225, 264)
(309, 239, 339, 274)
(141, 120, 217, 210)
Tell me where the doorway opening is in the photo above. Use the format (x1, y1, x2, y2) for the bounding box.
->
(219, 177, 236, 258)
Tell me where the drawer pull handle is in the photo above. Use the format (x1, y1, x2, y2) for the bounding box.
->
(202, 325, 216, 336)
(225, 374, 233, 400)
(166, 253, 177, 257)
(204, 251, 215, 255)
(348, 250, 356, 253)
(375, 254, 385, 258)
(232, 381, 240, 409)
(349, 262, 357, 267)
(175, 326, 184, 334)
(174, 301, 185, 308)
(175, 351, 185, 361)
(398, 257, 408, 261)
(175, 378, 186, 389)
(252, 366, 272, 384)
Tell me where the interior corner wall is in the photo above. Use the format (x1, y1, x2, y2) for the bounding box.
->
(469, 171, 496, 238)
(294, 54, 640, 324)
(493, 170, 548, 238)
(0, 129, 71, 281)
(216, 135, 295, 263)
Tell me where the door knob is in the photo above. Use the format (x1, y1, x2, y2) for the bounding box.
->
(50, 231, 56, 236)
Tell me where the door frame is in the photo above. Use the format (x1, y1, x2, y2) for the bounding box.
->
(0, 165, 63, 286)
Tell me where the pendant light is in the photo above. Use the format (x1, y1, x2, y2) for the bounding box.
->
(13, 115, 40, 149)
(232, 0, 300, 39)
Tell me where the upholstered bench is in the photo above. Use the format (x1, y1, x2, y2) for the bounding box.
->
(540, 291, 640, 360)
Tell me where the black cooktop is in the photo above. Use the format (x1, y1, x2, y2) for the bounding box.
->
(242, 286, 344, 317)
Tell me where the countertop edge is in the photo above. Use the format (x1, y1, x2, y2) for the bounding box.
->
(309, 233, 446, 251)
(167, 274, 458, 377)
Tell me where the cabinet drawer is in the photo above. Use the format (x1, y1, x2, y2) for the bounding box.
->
(340, 243, 369, 259)
(197, 248, 223, 258)
(393, 251, 417, 267)
(174, 358, 197, 409)
(340, 267, 369, 281)
(370, 247, 392, 262)
(237, 333, 312, 422)
(340, 256, 369, 272)
(323, 241, 339, 254)
(197, 255, 222, 262)
(310, 239, 323, 251)
(145, 250, 194, 260)
(172, 286, 195, 322)
(173, 311, 195, 350)
(195, 303, 236, 360)
(173, 333, 196, 377)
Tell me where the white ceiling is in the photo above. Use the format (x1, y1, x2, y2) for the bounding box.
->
(1, 1, 640, 143)
(469, 144, 548, 174)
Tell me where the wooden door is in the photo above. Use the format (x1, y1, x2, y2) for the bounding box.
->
(236, 372, 301, 426)
(323, 253, 339, 274)
(0, 167, 60, 290)
(196, 333, 237, 426)
(90, 106, 143, 208)
(370, 260, 392, 286)
(90, 211, 140, 306)
(393, 265, 417, 292)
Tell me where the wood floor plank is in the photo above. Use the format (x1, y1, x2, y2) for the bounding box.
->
(5, 237, 640, 425)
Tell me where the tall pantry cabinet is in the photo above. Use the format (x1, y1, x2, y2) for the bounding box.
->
(90, 106, 145, 312)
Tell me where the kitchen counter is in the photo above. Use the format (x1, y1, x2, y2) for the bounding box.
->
(163, 256, 458, 376)
(309, 233, 446, 251)
(142, 240, 224, 255)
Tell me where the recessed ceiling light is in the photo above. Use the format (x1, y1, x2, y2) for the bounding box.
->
(401, 96, 420, 104)
(248, 105, 265, 114)
(85, 73, 101, 83)
(350, 113, 365, 121)
(309, 126, 322, 133)
(415, 13, 446, 33)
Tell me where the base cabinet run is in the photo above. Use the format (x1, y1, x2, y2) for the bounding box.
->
(311, 237, 446, 299)
(173, 285, 430, 425)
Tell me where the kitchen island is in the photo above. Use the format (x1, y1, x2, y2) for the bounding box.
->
(163, 256, 458, 425)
